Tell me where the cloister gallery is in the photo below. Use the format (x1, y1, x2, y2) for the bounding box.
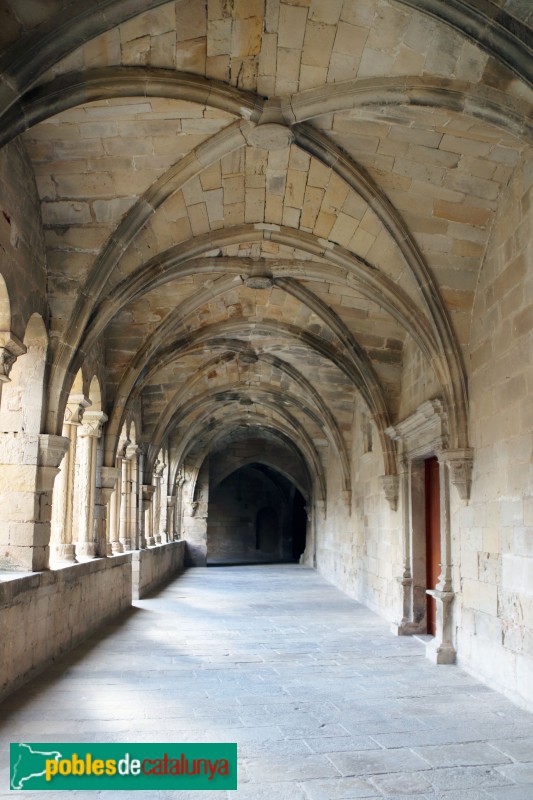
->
(0, 0, 532, 716)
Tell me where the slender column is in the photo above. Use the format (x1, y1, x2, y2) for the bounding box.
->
(152, 460, 165, 544)
(128, 444, 140, 549)
(110, 444, 128, 554)
(119, 443, 139, 551)
(75, 410, 107, 561)
(167, 495, 176, 542)
(142, 485, 155, 547)
(97, 466, 119, 557)
(118, 444, 131, 551)
(50, 396, 90, 563)
(159, 462, 170, 542)
(136, 445, 145, 549)
(425, 452, 456, 664)
(393, 456, 418, 634)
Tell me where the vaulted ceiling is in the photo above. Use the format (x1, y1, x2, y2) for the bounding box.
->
(0, 0, 531, 489)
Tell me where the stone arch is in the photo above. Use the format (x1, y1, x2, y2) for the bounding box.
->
(213, 455, 310, 502)
(154, 381, 350, 492)
(0, 67, 263, 149)
(2, 70, 531, 152)
(173, 408, 326, 505)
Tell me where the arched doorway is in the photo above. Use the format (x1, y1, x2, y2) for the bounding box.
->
(206, 463, 307, 565)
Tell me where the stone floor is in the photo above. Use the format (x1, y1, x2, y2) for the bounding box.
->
(1, 564, 533, 799)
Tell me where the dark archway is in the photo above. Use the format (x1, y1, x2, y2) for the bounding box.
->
(206, 463, 307, 565)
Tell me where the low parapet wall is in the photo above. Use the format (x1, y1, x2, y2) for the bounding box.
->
(0, 554, 132, 701)
(132, 541, 186, 599)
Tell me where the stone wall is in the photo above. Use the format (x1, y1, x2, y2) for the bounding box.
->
(0, 555, 132, 701)
(132, 541, 185, 599)
(316, 402, 401, 620)
(455, 151, 533, 710)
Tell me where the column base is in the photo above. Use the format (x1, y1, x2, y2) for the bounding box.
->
(391, 620, 426, 636)
(76, 543, 96, 560)
(50, 543, 77, 565)
(425, 638, 456, 665)
(111, 541, 123, 555)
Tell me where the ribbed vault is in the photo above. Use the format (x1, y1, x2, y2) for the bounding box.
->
(1, 0, 531, 527)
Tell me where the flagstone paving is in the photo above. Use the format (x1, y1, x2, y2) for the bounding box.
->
(1, 564, 533, 799)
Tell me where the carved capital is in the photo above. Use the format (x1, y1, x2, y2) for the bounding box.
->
(37, 434, 70, 469)
(142, 484, 155, 502)
(118, 438, 131, 459)
(0, 331, 25, 382)
(438, 448, 474, 502)
(37, 434, 70, 492)
(153, 459, 166, 478)
(79, 410, 108, 438)
(0, 347, 17, 381)
(125, 442, 140, 460)
(380, 474, 399, 511)
(64, 393, 91, 425)
(100, 466, 119, 493)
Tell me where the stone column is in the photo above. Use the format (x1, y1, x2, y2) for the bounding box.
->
(392, 456, 417, 635)
(167, 495, 177, 542)
(75, 410, 107, 561)
(50, 395, 90, 564)
(173, 469, 185, 543)
(142, 485, 155, 547)
(136, 445, 145, 550)
(424, 452, 456, 664)
(119, 443, 139, 551)
(118, 446, 131, 551)
(98, 466, 119, 557)
(109, 445, 128, 555)
(152, 460, 165, 544)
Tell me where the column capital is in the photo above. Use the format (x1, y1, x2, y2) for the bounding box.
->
(142, 484, 155, 502)
(125, 442, 140, 460)
(0, 331, 25, 382)
(380, 474, 399, 511)
(64, 394, 91, 425)
(154, 459, 166, 478)
(100, 466, 119, 502)
(79, 410, 108, 438)
(37, 434, 70, 470)
(437, 448, 474, 502)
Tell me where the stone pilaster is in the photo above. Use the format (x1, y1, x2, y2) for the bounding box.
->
(0, 432, 69, 571)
